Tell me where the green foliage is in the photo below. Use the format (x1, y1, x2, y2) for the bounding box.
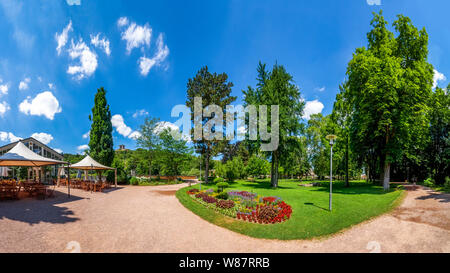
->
(216, 192, 229, 200)
(216, 182, 230, 192)
(186, 66, 236, 183)
(105, 171, 115, 183)
(423, 178, 435, 187)
(426, 86, 449, 185)
(130, 177, 139, 186)
(216, 156, 246, 182)
(345, 11, 433, 189)
(136, 117, 161, 177)
(213, 177, 225, 183)
(88, 87, 114, 167)
(243, 62, 305, 188)
(158, 128, 191, 175)
(245, 154, 270, 177)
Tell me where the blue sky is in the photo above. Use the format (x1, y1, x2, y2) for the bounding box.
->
(0, 0, 448, 154)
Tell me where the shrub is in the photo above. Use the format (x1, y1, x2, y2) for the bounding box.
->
(445, 177, 450, 189)
(216, 200, 235, 209)
(213, 177, 225, 184)
(106, 171, 115, 183)
(130, 177, 139, 186)
(216, 182, 230, 192)
(423, 178, 435, 187)
(216, 192, 229, 200)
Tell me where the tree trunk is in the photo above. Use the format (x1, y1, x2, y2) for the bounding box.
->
(149, 152, 152, 179)
(383, 161, 390, 191)
(345, 135, 349, 187)
(271, 151, 279, 188)
(204, 149, 210, 184)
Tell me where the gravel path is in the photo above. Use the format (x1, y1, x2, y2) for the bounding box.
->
(0, 184, 449, 253)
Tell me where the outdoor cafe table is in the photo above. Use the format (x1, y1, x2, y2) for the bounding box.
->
(20, 181, 47, 197)
(0, 183, 20, 200)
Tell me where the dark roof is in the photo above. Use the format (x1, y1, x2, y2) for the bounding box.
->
(0, 137, 63, 157)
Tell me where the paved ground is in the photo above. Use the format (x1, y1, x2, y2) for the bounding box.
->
(0, 184, 449, 253)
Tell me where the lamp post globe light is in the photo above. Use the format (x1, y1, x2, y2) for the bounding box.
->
(326, 135, 337, 211)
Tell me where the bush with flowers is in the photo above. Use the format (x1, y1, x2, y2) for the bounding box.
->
(187, 188, 292, 224)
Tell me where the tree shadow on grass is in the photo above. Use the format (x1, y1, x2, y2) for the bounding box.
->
(239, 181, 292, 190)
(0, 190, 82, 225)
(311, 182, 392, 195)
(304, 202, 329, 211)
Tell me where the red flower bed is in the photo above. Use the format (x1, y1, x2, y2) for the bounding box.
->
(236, 202, 293, 224)
(201, 195, 217, 204)
(187, 189, 200, 195)
(216, 200, 235, 209)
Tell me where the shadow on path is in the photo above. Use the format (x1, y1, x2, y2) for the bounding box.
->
(416, 190, 450, 203)
(0, 190, 82, 225)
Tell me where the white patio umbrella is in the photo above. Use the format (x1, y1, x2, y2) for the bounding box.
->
(0, 141, 71, 197)
(70, 155, 117, 187)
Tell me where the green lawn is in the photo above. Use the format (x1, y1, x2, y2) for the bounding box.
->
(176, 179, 405, 240)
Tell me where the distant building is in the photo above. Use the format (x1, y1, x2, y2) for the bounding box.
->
(0, 137, 63, 160)
(116, 145, 129, 152)
(0, 137, 64, 179)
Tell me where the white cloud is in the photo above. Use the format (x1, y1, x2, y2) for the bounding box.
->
(31, 132, 53, 145)
(129, 131, 142, 140)
(366, 0, 381, 5)
(82, 131, 90, 139)
(139, 34, 169, 76)
(19, 77, 31, 91)
(303, 100, 325, 120)
(139, 57, 155, 76)
(53, 148, 63, 154)
(0, 132, 22, 143)
(315, 86, 326, 92)
(0, 101, 10, 117)
(154, 121, 191, 142)
(120, 21, 152, 54)
(55, 21, 73, 55)
(66, 0, 81, 5)
(111, 114, 134, 138)
(77, 144, 89, 152)
(0, 82, 9, 96)
(19, 91, 62, 120)
(48, 83, 55, 89)
(433, 69, 446, 89)
(117, 17, 129, 28)
(90, 33, 111, 56)
(67, 39, 98, 79)
(132, 109, 149, 118)
(154, 121, 178, 135)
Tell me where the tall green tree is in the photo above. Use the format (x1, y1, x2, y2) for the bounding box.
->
(89, 87, 114, 166)
(427, 86, 449, 184)
(346, 11, 433, 190)
(186, 66, 236, 183)
(244, 62, 304, 188)
(332, 83, 352, 187)
(159, 128, 191, 176)
(136, 117, 161, 178)
(245, 154, 270, 178)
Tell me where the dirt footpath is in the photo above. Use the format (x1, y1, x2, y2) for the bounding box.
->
(0, 184, 448, 253)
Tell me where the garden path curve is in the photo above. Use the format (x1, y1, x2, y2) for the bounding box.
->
(0, 184, 448, 253)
